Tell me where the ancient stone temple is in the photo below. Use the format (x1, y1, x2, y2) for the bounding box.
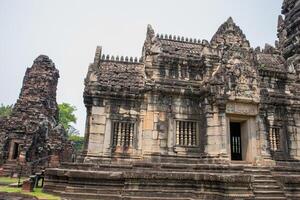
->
(0, 55, 73, 176)
(44, 0, 300, 199)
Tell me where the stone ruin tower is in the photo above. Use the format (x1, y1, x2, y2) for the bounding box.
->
(0, 55, 73, 175)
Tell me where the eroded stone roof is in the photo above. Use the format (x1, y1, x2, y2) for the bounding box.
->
(84, 56, 145, 98)
(257, 53, 287, 72)
(156, 37, 204, 58)
(97, 60, 145, 90)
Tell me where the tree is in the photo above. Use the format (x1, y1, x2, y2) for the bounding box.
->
(58, 103, 84, 151)
(58, 103, 77, 133)
(0, 104, 13, 117)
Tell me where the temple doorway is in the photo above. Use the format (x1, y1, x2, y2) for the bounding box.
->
(12, 143, 19, 159)
(230, 122, 242, 160)
(9, 141, 21, 160)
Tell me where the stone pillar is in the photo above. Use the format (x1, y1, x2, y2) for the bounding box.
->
(137, 112, 145, 155)
(219, 112, 228, 156)
(258, 115, 272, 161)
(142, 109, 155, 154)
(86, 106, 107, 157)
(103, 118, 112, 156)
(290, 113, 300, 159)
(142, 94, 158, 155)
(204, 105, 228, 158)
(82, 106, 91, 155)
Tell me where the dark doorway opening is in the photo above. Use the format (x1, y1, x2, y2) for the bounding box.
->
(230, 122, 242, 160)
(12, 143, 19, 160)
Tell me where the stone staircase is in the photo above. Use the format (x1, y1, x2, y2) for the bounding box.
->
(245, 167, 287, 200)
(44, 160, 254, 200)
(44, 158, 300, 200)
(1, 160, 32, 177)
(1, 160, 19, 177)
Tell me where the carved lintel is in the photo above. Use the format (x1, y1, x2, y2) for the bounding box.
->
(226, 102, 258, 116)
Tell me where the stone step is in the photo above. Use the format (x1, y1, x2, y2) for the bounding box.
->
(65, 187, 197, 198)
(65, 186, 123, 195)
(253, 185, 281, 189)
(253, 177, 275, 181)
(62, 162, 246, 173)
(2, 164, 17, 169)
(286, 194, 300, 198)
(253, 179, 277, 183)
(255, 197, 287, 200)
(245, 170, 271, 175)
(254, 191, 286, 199)
(253, 175, 273, 178)
(5, 160, 17, 164)
(244, 168, 271, 172)
(254, 190, 285, 194)
(249, 169, 287, 199)
(285, 187, 300, 192)
(122, 196, 192, 200)
(56, 191, 121, 200)
(56, 191, 193, 200)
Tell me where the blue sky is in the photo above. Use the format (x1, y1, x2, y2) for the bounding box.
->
(0, 0, 283, 135)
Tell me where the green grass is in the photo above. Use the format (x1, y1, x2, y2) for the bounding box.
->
(0, 177, 24, 184)
(0, 186, 61, 200)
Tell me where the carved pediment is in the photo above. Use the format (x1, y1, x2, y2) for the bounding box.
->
(226, 63, 259, 102)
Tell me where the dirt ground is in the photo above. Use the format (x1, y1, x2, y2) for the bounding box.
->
(0, 192, 38, 200)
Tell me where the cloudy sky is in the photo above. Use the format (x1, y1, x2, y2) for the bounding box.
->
(0, 0, 283, 135)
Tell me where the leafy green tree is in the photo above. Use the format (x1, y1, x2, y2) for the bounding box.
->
(0, 104, 13, 117)
(58, 103, 77, 132)
(58, 103, 84, 151)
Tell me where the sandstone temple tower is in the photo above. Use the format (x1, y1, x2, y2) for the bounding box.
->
(45, 0, 300, 199)
(0, 55, 73, 175)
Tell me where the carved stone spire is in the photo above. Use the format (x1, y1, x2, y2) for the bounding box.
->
(276, 15, 286, 51)
(146, 24, 155, 42)
(93, 46, 102, 67)
(143, 24, 158, 57)
(211, 17, 250, 49)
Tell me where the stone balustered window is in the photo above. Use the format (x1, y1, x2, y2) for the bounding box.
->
(176, 121, 197, 146)
(159, 65, 166, 77)
(181, 66, 189, 80)
(112, 122, 134, 147)
(270, 127, 281, 151)
(170, 66, 178, 79)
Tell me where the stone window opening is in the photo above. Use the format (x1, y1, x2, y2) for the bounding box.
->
(269, 127, 281, 151)
(170, 66, 178, 79)
(112, 121, 134, 147)
(159, 65, 166, 77)
(176, 121, 197, 146)
(181, 66, 189, 80)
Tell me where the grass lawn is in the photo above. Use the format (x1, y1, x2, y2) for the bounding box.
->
(0, 177, 61, 200)
(0, 177, 24, 184)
